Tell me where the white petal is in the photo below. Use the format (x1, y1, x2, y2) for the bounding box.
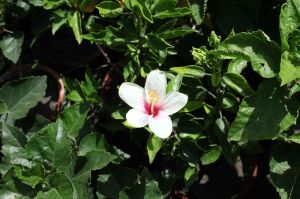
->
(119, 82, 145, 111)
(145, 70, 167, 103)
(148, 111, 172, 139)
(126, 109, 149, 128)
(160, 91, 188, 115)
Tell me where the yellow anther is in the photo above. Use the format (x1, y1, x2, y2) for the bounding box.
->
(148, 90, 159, 104)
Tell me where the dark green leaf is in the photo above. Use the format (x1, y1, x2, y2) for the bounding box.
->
(229, 80, 299, 141)
(188, 0, 207, 25)
(222, 72, 255, 97)
(35, 189, 63, 199)
(124, 0, 153, 23)
(25, 120, 73, 174)
(0, 31, 24, 63)
(1, 123, 31, 168)
(0, 76, 47, 120)
(59, 103, 89, 139)
(270, 143, 300, 199)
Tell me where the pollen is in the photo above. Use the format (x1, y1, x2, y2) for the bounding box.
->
(148, 90, 159, 104)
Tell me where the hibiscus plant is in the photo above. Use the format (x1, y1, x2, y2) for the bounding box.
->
(0, 0, 300, 198)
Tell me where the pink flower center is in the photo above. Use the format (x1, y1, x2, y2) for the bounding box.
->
(144, 102, 160, 117)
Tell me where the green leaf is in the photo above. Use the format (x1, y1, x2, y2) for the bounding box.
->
(184, 166, 198, 187)
(182, 101, 203, 112)
(167, 74, 182, 92)
(188, 0, 207, 25)
(125, 168, 163, 199)
(270, 143, 300, 199)
(153, 0, 191, 19)
(289, 133, 300, 144)
(170, 65, 205, 78)
(0, 76, 47, 120)
(279, 51, 300, 85)
(158, 28, 197, 40)
(35, 189, 63, 199)
(200, 146, 222, 165)
(96, 1, 123, 18)
(76, 150, 116, 176)
(13, 165, 43, 188)
(1, 123, 31, 169)
(147, 134, 163, 164)
(59, 103, 90, 139)
(124, 0, 153, 23)
(43, 0, 65, 9)
(52, 9, 67, 35)
(222, 72, 255, 97)
(279, 0, 300, 50)
(97, 166, 138, 199)
(0, 31, 24, 63)
(213, 30, 281, 78)
(227, 59, 247, 74)
(68, 11, 82, 44)
(229, 79, 299, 141)
(25, 120, 73, 174)
(78, 133, 129, 163)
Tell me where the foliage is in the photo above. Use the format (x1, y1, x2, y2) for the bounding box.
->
(0, 0, 300, 198)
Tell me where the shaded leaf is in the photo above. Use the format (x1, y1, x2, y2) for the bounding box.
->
(270, 143, 300, 199)
(229, 80, 299, 141)
(0, 76, 47, 120)
(0, 31, 24, 63)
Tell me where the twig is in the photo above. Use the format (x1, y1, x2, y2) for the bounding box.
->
(96, 44, 111, 64)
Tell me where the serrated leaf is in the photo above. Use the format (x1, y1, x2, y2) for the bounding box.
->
(270, 143, 300, 199)
(1, 123, 31, 169)
(76, 150, 116, 176)
(213, 30, 280, 78)
(25, 120, 73, 174)
(0, 76, 47, 120)
(229, 80, 299, 141)
(59, 103, 89, 139)
(222, 72, 254, 97)
(188, 0, 207, 25)
(147, 134, 163, 164)
(0, 31, 24, 63)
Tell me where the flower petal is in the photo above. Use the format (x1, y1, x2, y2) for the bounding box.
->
(145, 70, 167, 103)
(148, 111, 172, 139)
(119, 82, 145, 111)
(160, 91, 188, 115)
(126, 109, 149, 128)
